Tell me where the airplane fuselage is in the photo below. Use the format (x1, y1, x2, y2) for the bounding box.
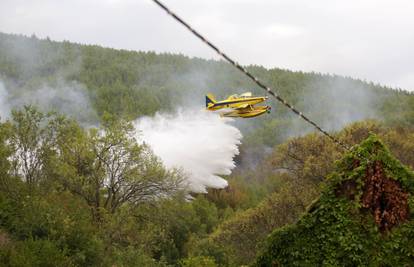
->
(207, 97, 267, 111)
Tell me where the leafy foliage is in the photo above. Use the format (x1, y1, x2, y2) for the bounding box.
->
(192, 121, 414, 266)
(254, 135, 414, 266)
(0, 107, 190, 266)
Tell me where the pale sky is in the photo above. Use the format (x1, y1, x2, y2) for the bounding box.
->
(1, 0, 414, 91)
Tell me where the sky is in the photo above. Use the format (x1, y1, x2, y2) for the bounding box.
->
(1, 0, 414, 91)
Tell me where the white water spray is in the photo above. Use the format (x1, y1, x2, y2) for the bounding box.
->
(134, 109, 242, 193)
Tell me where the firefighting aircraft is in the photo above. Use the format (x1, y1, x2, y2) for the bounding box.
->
(206, 92, 271, 118)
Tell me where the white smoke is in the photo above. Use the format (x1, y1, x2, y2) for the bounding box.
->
(0, 82, 11, 120)
(134, 109, 242, 193)
(304, 77, 380, 131)
(282, 76, 381, 138)
(0, 80, 98, 125)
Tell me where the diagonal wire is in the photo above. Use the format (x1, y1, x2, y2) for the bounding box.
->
(151, 0, 350, 151)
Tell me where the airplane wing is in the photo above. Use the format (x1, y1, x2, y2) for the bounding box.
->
(240, 92, 252, 97)
(226, 94, 239, 100)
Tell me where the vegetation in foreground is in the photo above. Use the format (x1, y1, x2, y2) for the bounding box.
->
(1, 108, 413, 266)
(189, 121, 414, 266)
(255, 135, 414, 266)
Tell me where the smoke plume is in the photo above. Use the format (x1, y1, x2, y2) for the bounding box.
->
(0, 80, 98, 125)
(134, 109, 242, 193)
(304, 77, 380, 131)
(0, 82, 11, 120)
(282, 76, 381, 139)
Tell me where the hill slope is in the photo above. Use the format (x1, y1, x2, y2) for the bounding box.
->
(1, 32, 413, 148)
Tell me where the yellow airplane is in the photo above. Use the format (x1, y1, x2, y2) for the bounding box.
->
(206, 92, 271, 118)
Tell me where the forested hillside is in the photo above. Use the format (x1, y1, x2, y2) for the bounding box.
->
(1, 32, 413, 147)
(0, 32, 414, 266)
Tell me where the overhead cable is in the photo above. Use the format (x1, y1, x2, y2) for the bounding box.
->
(151, 0, 349, 151)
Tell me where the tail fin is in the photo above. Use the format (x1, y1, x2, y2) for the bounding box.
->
(206, 93, 217, 108)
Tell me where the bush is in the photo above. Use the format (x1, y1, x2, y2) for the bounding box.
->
(0, 239, 72, 267)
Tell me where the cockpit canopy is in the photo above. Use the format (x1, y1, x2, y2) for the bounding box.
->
(227, 92, 252, 100)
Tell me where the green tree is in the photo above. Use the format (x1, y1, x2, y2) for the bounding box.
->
(51, 114, 184, 219)
(8, 107, 55, 190)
